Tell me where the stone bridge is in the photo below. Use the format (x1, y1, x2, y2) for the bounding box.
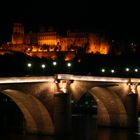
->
(0, 74, 139, 135)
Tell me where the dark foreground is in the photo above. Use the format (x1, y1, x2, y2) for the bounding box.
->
(0, 115, 140, 140)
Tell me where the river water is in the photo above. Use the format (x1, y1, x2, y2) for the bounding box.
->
(0, 115, 140, 140)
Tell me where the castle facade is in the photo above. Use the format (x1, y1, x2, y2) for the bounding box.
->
(2, 23, 110, 59)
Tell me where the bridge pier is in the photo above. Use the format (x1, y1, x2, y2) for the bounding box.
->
(125, 81, 139, 127)
(54, 92, 71, 135)
(125, 94, 138, 128)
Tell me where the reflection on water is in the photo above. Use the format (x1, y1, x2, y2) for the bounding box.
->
(0, 115, 140, 140)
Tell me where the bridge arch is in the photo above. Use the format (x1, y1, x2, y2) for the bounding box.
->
(76, 87, 127, 127)
(0, 89, 54, 135)
(89, 87, 127, 127)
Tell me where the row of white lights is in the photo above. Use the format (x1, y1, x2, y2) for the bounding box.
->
(27, 62, 72, 69)
(27, 62, 139, 74)
(101, 68, 139, 73)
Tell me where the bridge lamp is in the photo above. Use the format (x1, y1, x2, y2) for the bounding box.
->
(27, 63, 32, 68)
(41, 64, 46, 69)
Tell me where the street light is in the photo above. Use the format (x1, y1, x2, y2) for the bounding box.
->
(125, 68, 130, 72)
(53, 61, 57, 66)
(41, 64, 46, 69)
(101, 68, 106, 73)
(67, 62, 72, 67)
(111, 69, 115, 73)
(27, 63, 32, 68)
(134, 68, 138, 72)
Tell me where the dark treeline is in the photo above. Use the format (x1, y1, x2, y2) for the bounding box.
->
(0, 52, 140, 77)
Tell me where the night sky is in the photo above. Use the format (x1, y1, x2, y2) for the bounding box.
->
(0, 0, 139, 44)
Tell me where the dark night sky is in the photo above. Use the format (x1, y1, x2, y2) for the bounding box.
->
(0, 0, 139, 44)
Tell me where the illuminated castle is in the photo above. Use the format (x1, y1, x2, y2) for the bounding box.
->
(4, 23, 110, 59)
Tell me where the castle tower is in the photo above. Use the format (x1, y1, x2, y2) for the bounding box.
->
(12, 23, 24, 44)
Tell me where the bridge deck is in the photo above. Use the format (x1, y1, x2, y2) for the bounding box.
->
(0, 74, 140, 84)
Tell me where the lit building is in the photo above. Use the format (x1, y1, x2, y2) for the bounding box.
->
(12, 23, 24, 45)
(2, 23, 111, 59)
